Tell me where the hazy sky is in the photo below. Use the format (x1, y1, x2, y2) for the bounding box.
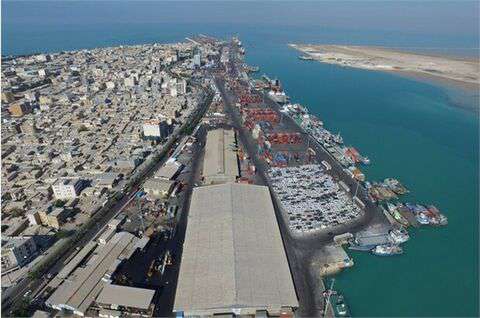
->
(2, 0, 479, 38)
(2, 1, 478, 56)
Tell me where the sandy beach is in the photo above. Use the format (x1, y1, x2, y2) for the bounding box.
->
(290, 44, 479, 91)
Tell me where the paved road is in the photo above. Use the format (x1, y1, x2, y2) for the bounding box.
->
(111, 125, 206, 317)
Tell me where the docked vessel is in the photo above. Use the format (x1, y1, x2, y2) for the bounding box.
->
(427, 205, 448, 226)
(386, 203, 410, 227)
(333, 133, 343, 144)
(388, 228, 409, 244)
(268, 90, 289, 104)
(331, 293, 350, 317)
(324, 278, 351, 317)
(415, 211, 431, 225)
(244, 65, 259, 73)
(384, 178, 409, 195)
(371, 244, 403, 256)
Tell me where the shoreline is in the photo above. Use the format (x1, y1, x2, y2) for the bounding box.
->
(290, 43, 479, 113)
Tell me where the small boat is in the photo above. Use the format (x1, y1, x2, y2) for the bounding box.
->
(416, 212, 431, 225)
(371, 244, 403, 256)
(324, 278, 351, 317)
(298, 55, 314, 61)
(386, 203, 410, 227)
(361, 156, 371, 165)
(389, 228, 409, 244)
(332, 294, 350, 317)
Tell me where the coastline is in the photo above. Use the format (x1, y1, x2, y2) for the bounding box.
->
(290, 43, 479, 113)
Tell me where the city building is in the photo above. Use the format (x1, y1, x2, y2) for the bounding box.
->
(8, 102, 32, 117)
(143, 178, 175, 199)
(26, 210, 43, 226)
(154, 160, 183, 180)
(174, 183, 298, 317)
(142, 119, 173, 140)
(46, 232, 140, 316)
(44, 207, 70, 229)
(1, 236, 38, 273)
(202, 129, 239, 184)
(52, 179, 84, 200)
(94, 283, 156, 317)
(193, 53, 201, 67)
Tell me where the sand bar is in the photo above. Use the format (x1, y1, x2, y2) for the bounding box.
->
(290, 44, 479, 90)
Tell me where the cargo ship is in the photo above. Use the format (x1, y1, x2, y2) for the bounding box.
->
(371, 244, 403, 256)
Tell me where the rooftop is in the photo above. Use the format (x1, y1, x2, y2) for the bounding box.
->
(174, 183, 298, 315)
(202, 129, 239, 184)
(96, 283, 155, 310)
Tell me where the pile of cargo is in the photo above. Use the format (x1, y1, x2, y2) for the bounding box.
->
(239, 94, 262, 105)
(272, 152, 289, 167)
(266, 132, 301, 144)
(242, 108, 279, 123)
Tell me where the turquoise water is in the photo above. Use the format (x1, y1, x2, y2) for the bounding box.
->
(2, 1, 479, 316)
(245, 42, 478, 317)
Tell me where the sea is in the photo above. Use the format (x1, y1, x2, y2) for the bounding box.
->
(2, 1, 479, 317)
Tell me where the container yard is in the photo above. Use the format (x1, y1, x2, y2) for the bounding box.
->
(269, 165, 364, 234)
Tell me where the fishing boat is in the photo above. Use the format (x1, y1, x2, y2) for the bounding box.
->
(371, 244, 403, 256)
(361, 156, 371, 165)
(386, 203, 410, 227)
(389, 228, 409, 244)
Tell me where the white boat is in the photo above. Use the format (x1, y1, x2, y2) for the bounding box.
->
(389, 228, 409, 244)
(371, 244, 403, 256)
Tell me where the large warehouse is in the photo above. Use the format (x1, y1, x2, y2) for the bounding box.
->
(202, 129, 239, 184)
(174, 183, 298, 317)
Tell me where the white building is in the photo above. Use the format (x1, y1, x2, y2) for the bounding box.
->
(124, 77, 135, 87)
(143, 120, 162, 138)
(105, 81, 115, 90)
(52, 179, 84, 200)
(193, 53, 201, 67)
(142, 120, 171, 139)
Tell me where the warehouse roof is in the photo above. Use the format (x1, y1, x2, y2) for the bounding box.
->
(154, 160, 183, 180)
(96, 283, 155, 310)
(46, 232, 139, 315)
(174, 183, 298, 314)
(143, 178, 174, 192)
(203, 129, 239, 184)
